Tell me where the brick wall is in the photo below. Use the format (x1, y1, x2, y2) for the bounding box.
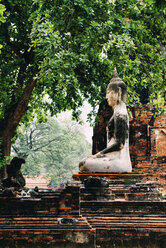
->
(130, 105, 166, 174)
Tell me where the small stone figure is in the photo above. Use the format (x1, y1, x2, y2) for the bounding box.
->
(79, 69, 132, 173)
(16, 188, 28, 198)
(3, 157, 26, 188)
(84, 176, 109, 188)
(83, 176, 112, 201)
(34, 186, 39, 192)
(57, 217, 78, 225)
(27, 188, 39, 198)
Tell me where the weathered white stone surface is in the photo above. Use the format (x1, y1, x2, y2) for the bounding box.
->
(79, 70, 132, 173)
(79, 104, 132, 173)
(79, 143, 131, 173)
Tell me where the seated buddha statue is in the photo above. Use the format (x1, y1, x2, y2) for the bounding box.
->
(79, 70, 132, 173)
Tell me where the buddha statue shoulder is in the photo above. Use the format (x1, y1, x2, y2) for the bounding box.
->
(79, 69, 132, 173)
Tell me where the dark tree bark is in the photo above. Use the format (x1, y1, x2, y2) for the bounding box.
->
(0, 76, 37, 178)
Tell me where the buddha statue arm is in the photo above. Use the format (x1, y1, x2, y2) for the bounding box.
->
(100, 114, 128, 155)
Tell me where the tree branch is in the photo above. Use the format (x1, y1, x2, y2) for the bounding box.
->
(11, 145, 29, 159)
(32, 137, 61, 152)
(11, 145, 18, 154)
(29, 127, 37, 149)
(3, 24, 23, 59)
(7, 70, 39, 133)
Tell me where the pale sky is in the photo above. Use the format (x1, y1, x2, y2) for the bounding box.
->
(56, 101, 94, 143)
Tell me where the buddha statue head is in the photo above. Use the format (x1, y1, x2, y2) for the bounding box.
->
(106, 68, 127, 107)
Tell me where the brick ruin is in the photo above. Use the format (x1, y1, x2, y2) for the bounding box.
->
(130, 105, 166, 174)
(0, 104, 165, 248)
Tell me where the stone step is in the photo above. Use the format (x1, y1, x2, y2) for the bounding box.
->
(0, 219, 95, 248)
(0, 217, 91, 230)
(87, 216, 166, 237)
(73, 173, 146, 182)
(87, 216, 166, 226)
(80, 201, 166, 216)
(125, 192, 162, 201)
(73, 173, 165, 189)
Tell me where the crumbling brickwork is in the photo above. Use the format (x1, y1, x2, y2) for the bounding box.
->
(130, 105, 166, 174)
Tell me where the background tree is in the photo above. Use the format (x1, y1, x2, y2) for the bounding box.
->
(12, 116, 91, 185)
(0, 0, 165, 174)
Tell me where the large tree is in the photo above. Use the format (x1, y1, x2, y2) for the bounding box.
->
(0, 0, 165, 174)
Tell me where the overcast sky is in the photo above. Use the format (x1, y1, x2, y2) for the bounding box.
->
(56, 101, 94, 143)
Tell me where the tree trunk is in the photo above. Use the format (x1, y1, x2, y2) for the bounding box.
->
(0, 76, 37, 179)
(0, 120, 12, 178)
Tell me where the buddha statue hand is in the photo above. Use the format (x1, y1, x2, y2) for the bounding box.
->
(93, 153, 106, 159)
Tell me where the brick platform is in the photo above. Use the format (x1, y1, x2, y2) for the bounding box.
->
(0, 216, 95, 248)
(0, 186, 95, 248)
(77, 173, 166, 247)
(0, 172, 166, 247)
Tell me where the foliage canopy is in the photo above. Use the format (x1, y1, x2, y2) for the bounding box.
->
(0, 0, 165, 160)
(30, 0, 166, 114)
